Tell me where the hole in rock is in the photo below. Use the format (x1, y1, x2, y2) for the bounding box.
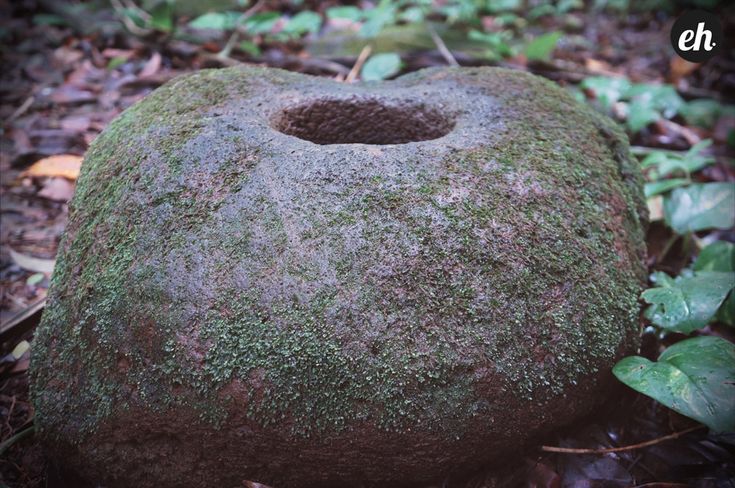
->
(272, 97, 455, 145)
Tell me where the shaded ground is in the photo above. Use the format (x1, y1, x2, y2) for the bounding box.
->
(1, 1, 734, 487)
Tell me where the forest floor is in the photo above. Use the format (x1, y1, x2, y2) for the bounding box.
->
(1, 1, 734, 487)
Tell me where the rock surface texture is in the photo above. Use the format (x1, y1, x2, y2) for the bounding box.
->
(31, 66, 648, 488)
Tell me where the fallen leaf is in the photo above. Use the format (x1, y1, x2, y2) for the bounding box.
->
(101, 48, 135, 59)
(139, 51, 162, 78)
(585, 58, 618, 76)
(648, 195, 664, 221)
(670, 55, 700, 85)
(53, 46, 84, 65)
(9, 249, 55, 274)
(49, 85, 96, 105)
(38, 177, 76, 201)
(60, 115, 91, 132)
(22, 154, 82, 180)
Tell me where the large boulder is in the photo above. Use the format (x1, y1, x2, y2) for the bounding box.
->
(31, 66, 647, 487)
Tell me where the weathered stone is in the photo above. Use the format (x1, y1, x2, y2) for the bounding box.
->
(31, 66, 647, 487)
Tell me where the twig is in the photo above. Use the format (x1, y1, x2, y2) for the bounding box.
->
(346, 45, 372, 83)
(218, 0, 265, 60)
(426, 23, 459, 67)
(6, 96, 34, 125)
(541, 425, 705, 454)
(0, 425, 36, 456)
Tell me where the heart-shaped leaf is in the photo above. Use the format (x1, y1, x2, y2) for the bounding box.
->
(664, 183, 735, 234)
(525, 31, 562, 61)
(642, 271, 735, 333)
(644, 178, 689, 198)
(613, 336, 735, 433)
(694, 241, 735, 272)
(361, 52, 403, 81)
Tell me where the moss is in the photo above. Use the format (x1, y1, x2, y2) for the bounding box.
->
(31, 66, 646, 450)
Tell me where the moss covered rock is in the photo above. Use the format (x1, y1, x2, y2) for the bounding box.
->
(31, 66, 647, 487)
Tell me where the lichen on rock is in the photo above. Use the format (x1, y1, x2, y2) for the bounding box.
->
(31, 66, 647, 488)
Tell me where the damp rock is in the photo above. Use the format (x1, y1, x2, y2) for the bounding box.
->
(31, 66, 647, 488)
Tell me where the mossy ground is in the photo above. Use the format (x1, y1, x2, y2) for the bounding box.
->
(30, 67, 646, 455)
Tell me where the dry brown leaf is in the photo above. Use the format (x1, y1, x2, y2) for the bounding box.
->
(669, 55, 700, 85)
(139, 52, 162, 78)
(22, 154, 82, 180)
(585, 58, 618, 76)
(38, 177, 76, 202)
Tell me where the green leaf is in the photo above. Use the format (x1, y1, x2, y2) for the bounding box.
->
(400, 6, 425, 23)
(625, 83, 685, 119)
(626, 100, 660, 133)
(694, 241, 735, 272)
(485, 0, 522, 13)
(717, 292, 735, 327)
(468, 29, 513, 60)
(613, 336, 735, 432)
(681, 99, 724, 128)
(149, 0, 174, 32)
(326, 6, 363, 21)
(26, 273, 45, 286)
(283, 10, 322, 36)
(644, 178, 689, 198)
(241, 11, 279, 35)
(32, 13, 67, 26)
(239, 40, 261, 57)
(525, 31, 562, 61)
(581, 76, 632, 112)
(359, 0, 397, 38)
(640, 141, 714, 180)
(189, 11, 240, 30)
(107, 56, 127, 70)
(664, 183, 735, 234)
(361, 52, 403, 81)
(642, 271, 735, 333)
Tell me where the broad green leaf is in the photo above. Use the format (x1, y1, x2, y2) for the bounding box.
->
(581, 76, 632, 112)
(189, 11, 240, 30)
(625, 83, 685, 119)
(361, 53, 402, 81)
(326, 6, 363, 21)
(626, 101, 660, 133)
(717, 293, 735, 326)
(694, 241, 735, 272)
(283, 10, 322, 35)
(613, 336, 735, 432)
(642, 271, 735, 333)
(641, 140, 714, 179)
(644, 178, 689, 198)
(525, 31, 562, 61)
(239, 40, 261, 57)
(149, 0, 173, 32)
(468, 29, 513, 60)
(681, 99, 727, 128)
(664, 183, 735, 234)
(107, 56, 127, 70)
(485, 0, 522, 13)
(242, 11, 280, 35)
(400, 6, 425, 23)
(26, 273, 45, 286)
(32, 13, 67, 26)
(359, 0, 397, 38)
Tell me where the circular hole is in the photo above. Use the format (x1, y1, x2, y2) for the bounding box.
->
(272, 97, 455, 145)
